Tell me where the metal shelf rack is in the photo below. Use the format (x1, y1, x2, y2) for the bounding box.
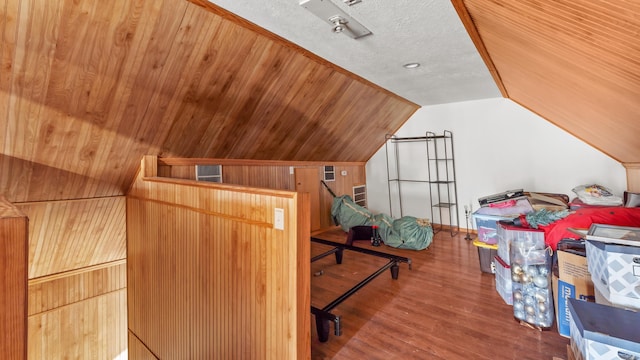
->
(385, 131, 459, 236)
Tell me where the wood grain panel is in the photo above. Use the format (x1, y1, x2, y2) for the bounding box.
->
(0, 197, 28, 360)
(624, 163, 640, 193)
(0, 0, 416, 204)
(27, 289, 127, 360)
(16, 196, 126, 279)
(128, 331, 158, 360)
(155, 158, 367, 231)
(127, 160, 310, 359)
(28, 261, 127, 316)
(457, 0, 640, 163)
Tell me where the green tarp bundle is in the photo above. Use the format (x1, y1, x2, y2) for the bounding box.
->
(330, 195, 433, 250)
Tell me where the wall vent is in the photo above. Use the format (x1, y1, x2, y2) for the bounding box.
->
(323, 165, 335, 182)
(195, 165, 222, 183)
(353, 185, 366, 207)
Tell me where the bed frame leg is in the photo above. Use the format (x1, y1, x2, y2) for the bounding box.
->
(316, 317, 331, 343)
(334, 248, 343, 264)
(390, 263, 399, 280)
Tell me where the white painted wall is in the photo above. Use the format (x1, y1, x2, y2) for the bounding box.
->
(366, 98, 627, 229)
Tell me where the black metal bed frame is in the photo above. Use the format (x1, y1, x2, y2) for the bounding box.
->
(310, 237, 412, 342)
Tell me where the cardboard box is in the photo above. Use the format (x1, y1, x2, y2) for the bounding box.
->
(526, 192, 569, 211)
(568, 298, 640, 360)
(552, 249, 595, 338)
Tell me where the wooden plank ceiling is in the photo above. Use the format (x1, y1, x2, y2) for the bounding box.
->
(0, 0, 418, 203)
(454, 0, 640, 164)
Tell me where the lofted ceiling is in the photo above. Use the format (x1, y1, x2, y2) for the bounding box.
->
(202, 0, 501, 106)
(206, 0, 640, 164)
(1, 0, 639, 204)
(457, 0, 640, 165)
(0, 0, 417, 203)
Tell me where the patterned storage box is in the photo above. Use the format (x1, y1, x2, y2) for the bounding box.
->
(494, 255, 512, 305)
(568, 298, 640, 360)
(585, 239, 640, 310)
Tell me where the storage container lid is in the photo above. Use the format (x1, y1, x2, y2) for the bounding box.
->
(497, 221, 545, 232)
(586, 238, 640, 255)
(473, 239, 498, 250)
(568, 298, 640, 353)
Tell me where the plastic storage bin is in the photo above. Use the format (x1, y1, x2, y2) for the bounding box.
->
(494, 255, 513, 305)
(509, 224, 553, 329)
(497, 221, 545, 266)
(472, 213, 516, 245)
(473, 239, 497, 274)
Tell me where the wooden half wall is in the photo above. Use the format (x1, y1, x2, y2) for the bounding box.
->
(127, 156, 311, 359)
(157, 157, 366, 231)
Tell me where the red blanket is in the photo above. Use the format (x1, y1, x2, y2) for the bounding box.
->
(538, 207, 640, 249)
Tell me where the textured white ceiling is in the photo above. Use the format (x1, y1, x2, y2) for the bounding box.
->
(206, 0, 500, 106)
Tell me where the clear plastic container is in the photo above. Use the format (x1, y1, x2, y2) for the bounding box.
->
(509, 226, 554, 329)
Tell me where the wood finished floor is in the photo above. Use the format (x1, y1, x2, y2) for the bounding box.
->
(310, 228, 569, 360)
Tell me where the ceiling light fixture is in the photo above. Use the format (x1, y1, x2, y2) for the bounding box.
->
(329, 15, 347, 33)
(343, 0, 362, 5)
(403, 62, 421, 69)
(300, 0, 372, 39)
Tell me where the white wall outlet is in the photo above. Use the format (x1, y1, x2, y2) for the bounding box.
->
(274, 208, 285, 230)
(341, 170, 347, 176)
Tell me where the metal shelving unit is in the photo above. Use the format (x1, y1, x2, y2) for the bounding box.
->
(425, 130, 459, 236)
(385, 131, 459, 236)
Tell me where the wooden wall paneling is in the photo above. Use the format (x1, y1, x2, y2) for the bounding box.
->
(128, 331, 158, 360)
(295, 190, 311, 360)
(16, 196, 126, 279)
(295, 167, 320, 231)
(27, 262, 127, 359)
(17, 195, 128, 360)
(157, 164, 194, 180)
(223, 165, 294, 190)
(28, 261, 126, 316)
(624, 163, 640, 193)
(317, 164, 367, 229)
(127, 166, 310, 359)
(0, 197, 28, 360)
(154, 158, 367, 232)
(27, 288, 127, 360)
(460, 0, 640, 163)
(2, 0, 416, 203)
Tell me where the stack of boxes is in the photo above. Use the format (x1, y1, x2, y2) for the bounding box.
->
(471, 193, 533, 305)
(494, 222, 514, 305)
(470, 190, 640, 358)
(498, 222, 554, 329)
(552, 241, 594, 338)
(471, 197, 533, 277)
(566, 225, 640, 360)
